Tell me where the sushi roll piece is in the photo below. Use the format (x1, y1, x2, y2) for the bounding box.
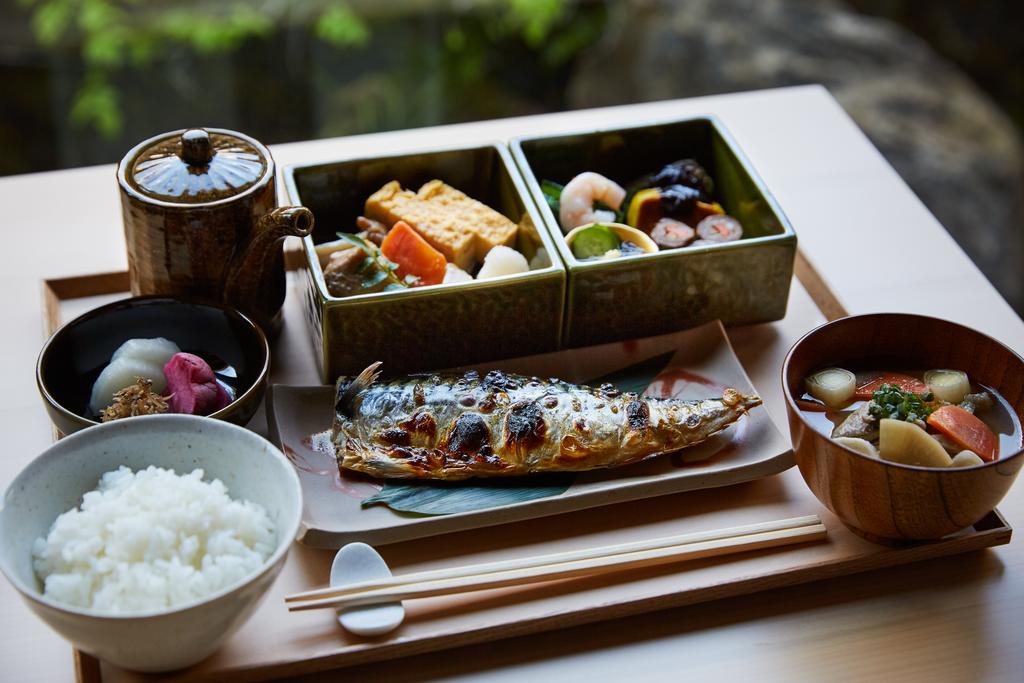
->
(695, 215, 743, 243)
(650, 218, 696, 249)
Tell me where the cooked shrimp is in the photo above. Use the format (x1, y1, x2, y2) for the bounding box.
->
(559, 172, 627, 232)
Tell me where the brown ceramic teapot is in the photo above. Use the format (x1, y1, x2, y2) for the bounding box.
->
(117, 127, 314, 336)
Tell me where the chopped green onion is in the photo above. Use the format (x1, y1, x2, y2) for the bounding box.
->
(869, 383, 934, 423)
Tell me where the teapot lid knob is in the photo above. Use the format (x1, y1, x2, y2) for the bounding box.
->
(180, 128, 214, 166)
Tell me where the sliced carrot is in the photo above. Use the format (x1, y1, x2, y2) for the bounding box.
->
(380, 221, 447, 286)
(795, 399, 828, 413)
(854, 373, 929, 400)
(927, 405, 998, 462)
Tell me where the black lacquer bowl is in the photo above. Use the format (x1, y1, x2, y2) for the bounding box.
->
(37, 296, 270, 435)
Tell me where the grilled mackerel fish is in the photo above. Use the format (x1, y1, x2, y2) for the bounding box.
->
(331, 362, 761, 480)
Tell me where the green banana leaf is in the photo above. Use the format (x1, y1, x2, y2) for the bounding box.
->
(361, 350, 675, 516)
(361, 476, 574, 515)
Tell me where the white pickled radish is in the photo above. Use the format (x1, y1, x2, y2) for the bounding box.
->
(88, 337, 180, 413)
(924, 369, 971, 404)
(834, 437, 879, 458)
(476, 246, 529, 280)
(88, 358, 165, 413)
(110, 337, 180, 368)
(443, 263, 473, 284)
(950, 450, 985, 468)
(805, 367, 856, 408)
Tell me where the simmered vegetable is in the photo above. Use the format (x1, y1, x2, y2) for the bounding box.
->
(927, 405, 999, 462)
(326, 232, 412, 296)
(868, 383, 934, 423)
(878, 418, 952, 467)
(924, 369, 971, 404)
(805, 367, 856, 408)
(626, 188, 663, 231)
(795, 398, 828, 412)
(693, 201, 725, 221)
(835, 437, 879, 458)
(798, 364, 1012, 469)
(477, 245, 529, 279)
(649, 159, 714, 196)
(950, 451, 985, 467)
(855, 373, 929, 400)
(659, 184, 703, 215)
(380, 221, 447, 286)
(570, 224, 621, 259)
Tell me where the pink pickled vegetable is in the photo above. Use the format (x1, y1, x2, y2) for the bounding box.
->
(163, 353, 232, 416)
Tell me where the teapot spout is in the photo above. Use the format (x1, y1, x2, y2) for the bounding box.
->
(259, 205, 315, 239)
(224, 205, 315, 335)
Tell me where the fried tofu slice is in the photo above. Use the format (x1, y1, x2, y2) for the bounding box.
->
(364, 180, 518, 270)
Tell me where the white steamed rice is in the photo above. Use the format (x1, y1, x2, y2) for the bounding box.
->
(32, 466, 276, 613)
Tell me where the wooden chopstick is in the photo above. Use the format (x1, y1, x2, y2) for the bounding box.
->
(287, 519, 826, 612)
(286, 514, 821, 605)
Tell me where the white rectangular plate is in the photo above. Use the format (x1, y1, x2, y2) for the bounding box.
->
(267, 321, 792, 547)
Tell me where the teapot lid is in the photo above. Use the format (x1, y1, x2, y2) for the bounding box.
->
(121, 128, 271, 204)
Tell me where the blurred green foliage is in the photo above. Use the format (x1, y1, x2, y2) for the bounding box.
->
(17, 0, 595, 138)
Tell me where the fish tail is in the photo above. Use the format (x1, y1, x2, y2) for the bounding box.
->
(336, 361, 382, 416)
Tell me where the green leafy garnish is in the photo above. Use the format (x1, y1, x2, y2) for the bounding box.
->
(336, 231, 412, 290)
(362, 476, 574, 515)
(337, 232, 371, 251)
(593, 200, 625, 223)
(585, 350, 676, 396)
(541, 179, 563, 213)
(868, 383, 935, 423)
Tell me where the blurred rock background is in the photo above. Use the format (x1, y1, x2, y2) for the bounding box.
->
(2, 0, 1021, 309)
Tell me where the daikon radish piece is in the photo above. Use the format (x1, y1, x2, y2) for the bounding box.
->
(834, 437, 879, 458)
(950, 451, 985, 468)
(476, 246, 529, 280)
(90, 358, 163, 414)
(879, 418, 953, 467)
(443, 263, 473, 284)
(89, 338, 181, 413)
(110, 337, 180, 368)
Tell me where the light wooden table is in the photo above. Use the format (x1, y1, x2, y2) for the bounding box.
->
(2, 85, 1022, 682)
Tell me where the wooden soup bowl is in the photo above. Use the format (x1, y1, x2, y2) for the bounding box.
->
(783, 313, 1024, 541)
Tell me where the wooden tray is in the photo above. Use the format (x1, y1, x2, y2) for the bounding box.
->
(39, 259, 1012, 683)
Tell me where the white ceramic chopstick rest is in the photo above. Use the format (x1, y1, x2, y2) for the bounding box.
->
(330, 543, 405, 636)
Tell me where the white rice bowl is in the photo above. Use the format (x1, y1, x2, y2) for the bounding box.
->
(32, 465, 276, 613)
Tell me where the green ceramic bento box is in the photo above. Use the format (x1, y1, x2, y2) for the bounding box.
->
(511, 116, 796, 348)
(283, 143, 565, 381)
